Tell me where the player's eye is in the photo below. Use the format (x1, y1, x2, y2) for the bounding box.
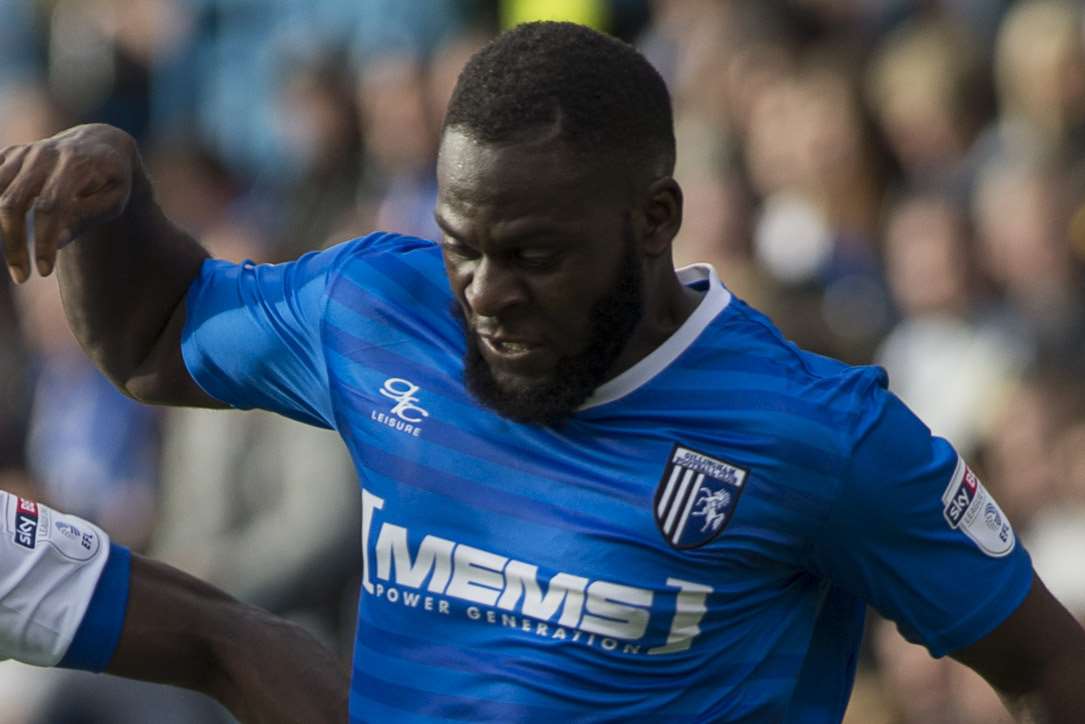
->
(516, 248, 560, 268)
(441, 236, 478, 259)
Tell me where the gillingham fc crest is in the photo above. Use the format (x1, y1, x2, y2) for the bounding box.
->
(654, 445, 748, 549)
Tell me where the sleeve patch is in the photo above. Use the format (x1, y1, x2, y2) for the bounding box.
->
(4, 497, 102, 561)
(13, 498, 40, 549)
(941, 459, 1015, 558)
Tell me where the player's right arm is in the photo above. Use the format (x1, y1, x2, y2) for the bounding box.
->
(2, 124, 368, 428)
(109, 554, 350, 724)
(0, 489, 349, 723)
(0, 124, 219, 407)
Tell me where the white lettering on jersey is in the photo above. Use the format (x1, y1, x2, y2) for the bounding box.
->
(647, 578, 713, 655)
(497, 561, 586, 628)
(379, 378, 430, 423)
(375, 524, 455, 593)
(360, 491, 711, 653)
(445, 545, 508, 606)
(580, 581, 653, 640)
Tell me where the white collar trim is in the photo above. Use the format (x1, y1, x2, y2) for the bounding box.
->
(579, 263, 731, 410)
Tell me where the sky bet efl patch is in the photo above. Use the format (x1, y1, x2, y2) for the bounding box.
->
(12, 497, 39, 549)
(655, 445, 748, 549)
(942, 458, 1015, 558)
(4, 495, 101, 561)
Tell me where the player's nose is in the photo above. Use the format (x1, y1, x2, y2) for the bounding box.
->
(463, 256, 526, 317)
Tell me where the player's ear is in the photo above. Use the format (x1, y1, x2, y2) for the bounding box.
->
(639, 177, 682, 258)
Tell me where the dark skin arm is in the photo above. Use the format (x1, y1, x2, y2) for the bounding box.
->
(0, 123, 219, 406)
(109, 554, 349, 724)
(952, 572, 1085, 723)
(2, 128, 348, 718)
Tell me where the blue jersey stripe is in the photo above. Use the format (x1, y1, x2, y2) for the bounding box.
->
(352, 667, 701, 723)
(351, 438, 634, 539)
(630, 387, 858, 430)
(335, 383, 649, 508)
(332, 247, 451, 330)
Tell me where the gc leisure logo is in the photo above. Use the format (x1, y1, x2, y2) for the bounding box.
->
(370, 377, 429, 437)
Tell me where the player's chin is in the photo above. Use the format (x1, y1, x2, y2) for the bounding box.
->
(487, 365, 558, 397)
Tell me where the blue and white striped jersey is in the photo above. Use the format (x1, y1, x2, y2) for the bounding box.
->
(182, 232, 1032, 723)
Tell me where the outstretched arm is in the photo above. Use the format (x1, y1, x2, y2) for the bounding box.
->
(953, 572, 1085, 724)
(0, 490, 348, 723)
(0, 124, 219, 406)
(109, 555, 349, 724)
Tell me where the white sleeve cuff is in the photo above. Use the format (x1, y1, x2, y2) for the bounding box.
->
(0, 491, 111, 666)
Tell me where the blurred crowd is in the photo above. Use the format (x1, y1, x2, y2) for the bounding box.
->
(0, 1, 1083, 722)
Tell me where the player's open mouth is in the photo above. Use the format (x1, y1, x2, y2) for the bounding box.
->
(494, 340, 531, 353)
(481, 336, 538, 355)
(478, 335, 549, 367)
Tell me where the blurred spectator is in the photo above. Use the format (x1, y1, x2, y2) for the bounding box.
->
(358, 53, 442, 241)
(871, 615, 1013, 724)
(876, 191, 1025, 456)
(746, 57, 893, 361)
(991, 363, 1085, 618)
(990, 0, 1085, 158)
(270, 50, 367, 258)
(866, 17, 989, 197)
(973, 155, 1085, 356)
(981, 364, 1072, 532)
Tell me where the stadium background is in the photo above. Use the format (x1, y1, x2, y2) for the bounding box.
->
(1, 0, 1084, 721)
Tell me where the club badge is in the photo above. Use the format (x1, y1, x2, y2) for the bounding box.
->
(654, 445, 748, 549)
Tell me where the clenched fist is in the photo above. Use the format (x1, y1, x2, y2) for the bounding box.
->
(0, 124, 143, 283)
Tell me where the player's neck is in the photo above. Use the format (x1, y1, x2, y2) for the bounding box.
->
(605, 268, 704, 381)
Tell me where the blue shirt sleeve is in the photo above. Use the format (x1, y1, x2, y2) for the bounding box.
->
(181, 239, 362, 429)
(58, 544, 132, 672)
(810, 390, 1034, 658)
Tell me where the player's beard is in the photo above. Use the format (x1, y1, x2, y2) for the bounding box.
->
(458, 231, 644, 426)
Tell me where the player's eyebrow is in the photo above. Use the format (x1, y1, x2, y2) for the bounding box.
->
(434, 212, 571, 248)
(433, 213, 468, 242)
(499, 225, 571, 246)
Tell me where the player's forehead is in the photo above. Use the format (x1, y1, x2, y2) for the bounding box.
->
(437, 127, 598, 201)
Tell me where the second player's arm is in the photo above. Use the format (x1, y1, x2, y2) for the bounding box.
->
(952, 573, 1085, 724)
(110, 554, 350, 724)
(0, 124, 219, 406)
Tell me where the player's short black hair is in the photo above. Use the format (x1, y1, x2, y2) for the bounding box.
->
(444, 21, 676, 178)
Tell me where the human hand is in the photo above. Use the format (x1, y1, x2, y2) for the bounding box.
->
(0, 123, 142, 283)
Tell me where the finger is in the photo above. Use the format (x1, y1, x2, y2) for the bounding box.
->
(0, 146, 34, 283)
(0, 146, 26, 192)
(29, 202, 64, 276)
(30, 159, 82, 276)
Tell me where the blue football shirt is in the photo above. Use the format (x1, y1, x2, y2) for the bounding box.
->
(181, 232, 1033, 723)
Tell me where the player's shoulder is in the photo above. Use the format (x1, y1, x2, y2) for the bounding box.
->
(335, 230, 438, 258)
(629, 293, 896, 526)
(322, 231, 439, 273)
(320, 231, 441, 288)
(684, 294, 893, 493)
(709, 296, 889, 431)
